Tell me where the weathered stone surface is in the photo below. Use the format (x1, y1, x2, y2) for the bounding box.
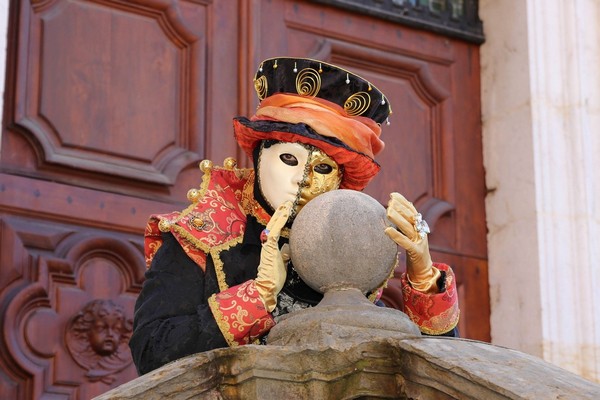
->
(267, 287, 421, 347)
(95, 338, 600, 399)
(289, 189, 398, 294)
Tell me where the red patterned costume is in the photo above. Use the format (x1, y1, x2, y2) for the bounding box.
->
(130, 57, 459, 375)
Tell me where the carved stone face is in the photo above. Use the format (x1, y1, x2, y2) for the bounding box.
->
(88, 312, 124, 356)
(257, 141, 342, 216)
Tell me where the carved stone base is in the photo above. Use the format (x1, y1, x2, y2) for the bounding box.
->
(94, 337, 600, 400)
(267, 288, 421, 347)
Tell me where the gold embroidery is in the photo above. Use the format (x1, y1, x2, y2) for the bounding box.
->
(208, 294, 237, 347)
(158, 165, 294, 286)
(344, 91, 371, 116)
(401, 266, 460, 336)
(254, 57, 389, 120)
(255, 75, 268, 100)
(210, 236, 244, 292)
(296, 68, 321, 97)
(228, 304, 254, 332)
(170, 168, 250, 253)
(236, 281, 260, 303)
(419, 305, 460, 336)
(171, 224, 212, 255)
(240, 172, 269, 226)
(147, 241, 162, 258)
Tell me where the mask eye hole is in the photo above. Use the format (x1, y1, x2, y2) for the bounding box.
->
(280, 153, 298, 166)
(314, 163, 333, 174)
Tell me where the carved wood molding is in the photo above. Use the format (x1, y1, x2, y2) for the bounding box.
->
(65, 299, 133, 384)
(0, 215, 143, 399)
(310, 0, 485, 44)
(9, 0, 210, 185)
(314, 40, 451, 102)
(0, 173, 179, 237)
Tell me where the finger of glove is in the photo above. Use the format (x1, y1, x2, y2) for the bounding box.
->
(386, 206, 419, 242)
(405, 239, 434, 279)
(384, 226, 414, 251)
(257, 246, 286, 291)
(389, 192, 418, 219)
(265, 201, 293, 243)
(385, 225, 432, 282)
(280, 243, 291, 263)
(258, 247, 286, 276)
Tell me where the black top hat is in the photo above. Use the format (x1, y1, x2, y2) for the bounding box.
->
(253, 57, 392, 125)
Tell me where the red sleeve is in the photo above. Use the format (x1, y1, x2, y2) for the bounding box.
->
(401, 263, 460, 335)
(208, 280, 276, 346)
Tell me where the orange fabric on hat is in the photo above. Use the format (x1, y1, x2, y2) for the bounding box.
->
(253, 94, 385, 158)
(232, 119, 380, 191)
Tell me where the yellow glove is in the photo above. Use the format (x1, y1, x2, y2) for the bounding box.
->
(384, 192, 441, 294)
(255, 201, 292, 312)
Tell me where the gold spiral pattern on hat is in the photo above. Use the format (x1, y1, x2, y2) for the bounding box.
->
(344, 91, 371, 116)
(254, 75, 268, 100)
(295, 68, 321, 97)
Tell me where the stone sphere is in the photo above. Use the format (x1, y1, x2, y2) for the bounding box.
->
(289, 189, 398, 294)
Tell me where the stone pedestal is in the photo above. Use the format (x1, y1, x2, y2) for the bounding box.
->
(267, 288, 421, 348)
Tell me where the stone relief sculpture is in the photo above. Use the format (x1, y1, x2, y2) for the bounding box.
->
(66, 299, 133, 384)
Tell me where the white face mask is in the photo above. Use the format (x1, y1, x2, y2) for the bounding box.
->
(257, 141, 342, 216)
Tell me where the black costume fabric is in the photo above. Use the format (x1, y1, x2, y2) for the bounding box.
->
(130, 215, 325, 375)
(129, 232, 227, 374)
(131, 167, 459, 375)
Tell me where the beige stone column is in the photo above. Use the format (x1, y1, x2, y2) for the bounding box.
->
(480, 0, 600, 382)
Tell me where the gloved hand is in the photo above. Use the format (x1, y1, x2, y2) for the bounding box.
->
(384, 192, 441, 294)
(255, 201, 293, 312)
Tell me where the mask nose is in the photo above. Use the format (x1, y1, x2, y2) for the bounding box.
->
(292, 167, 307, 186)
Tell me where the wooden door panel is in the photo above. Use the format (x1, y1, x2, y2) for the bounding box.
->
(1, 0, 244, 396)
(0, 214, 142, 399)
(6, 0, 210, 187)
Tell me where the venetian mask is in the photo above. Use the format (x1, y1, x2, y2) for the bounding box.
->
(257, 141, 342, 217)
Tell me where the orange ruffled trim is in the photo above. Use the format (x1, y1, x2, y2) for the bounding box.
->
(401, 263, 460, 335)
(254, 94, 384, 158)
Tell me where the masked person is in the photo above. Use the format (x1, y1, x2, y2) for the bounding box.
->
(130, 57, 460, 375)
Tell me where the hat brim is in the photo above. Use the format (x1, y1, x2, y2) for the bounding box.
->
(233, 117, 380, 191)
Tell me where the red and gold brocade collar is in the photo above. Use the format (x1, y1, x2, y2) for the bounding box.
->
(144, 159, 289, 271)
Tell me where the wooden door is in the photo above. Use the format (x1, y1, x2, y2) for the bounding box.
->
(0, 0, 489, 398)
